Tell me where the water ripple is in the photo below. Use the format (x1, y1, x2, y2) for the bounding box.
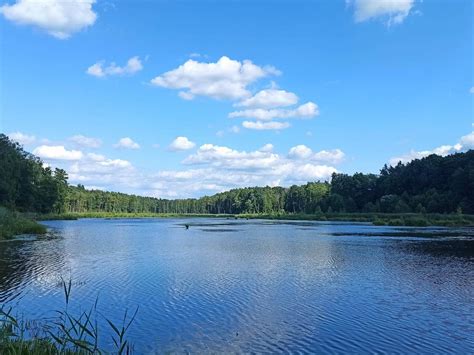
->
(0, 218, 473, 353)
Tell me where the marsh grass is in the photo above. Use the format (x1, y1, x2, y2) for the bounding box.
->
(0, 207, 46, 239)
(0, 278, 138, 354)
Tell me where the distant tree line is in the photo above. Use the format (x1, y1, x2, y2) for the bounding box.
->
(0, 134, 68, 213)
(65, 150, 474, 215)
(1, 133, 473, 215)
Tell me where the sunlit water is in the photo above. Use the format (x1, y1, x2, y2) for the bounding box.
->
(1, 218, 473, 353)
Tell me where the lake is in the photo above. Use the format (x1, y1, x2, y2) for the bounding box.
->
(1, 218, 473, 353)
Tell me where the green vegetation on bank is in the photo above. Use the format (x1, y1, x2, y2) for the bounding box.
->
(1, 133, 474, 230)
(0, 207, 46, 239)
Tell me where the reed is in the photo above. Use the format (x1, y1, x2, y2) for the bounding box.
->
(0, 278, 138, 354)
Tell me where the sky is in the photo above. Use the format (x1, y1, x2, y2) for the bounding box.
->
(0, 0, 473, 198)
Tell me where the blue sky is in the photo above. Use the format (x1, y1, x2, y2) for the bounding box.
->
(1, 0, 473, 198)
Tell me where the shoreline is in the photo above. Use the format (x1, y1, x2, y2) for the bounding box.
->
(37, 212, 474, 227)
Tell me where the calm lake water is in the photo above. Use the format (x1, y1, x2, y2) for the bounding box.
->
(1, 218, 473, 353)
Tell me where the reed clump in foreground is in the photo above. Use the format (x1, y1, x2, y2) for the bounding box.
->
(0, 278, 137, 354)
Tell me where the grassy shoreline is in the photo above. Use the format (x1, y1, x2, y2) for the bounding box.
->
(2, 209, 472, 240)
(38, 211, 474, 227)
(0, 207, 46, 240)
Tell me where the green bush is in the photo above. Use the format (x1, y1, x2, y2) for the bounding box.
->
(403, 217, 430, 227)
(373, 219, 387, 226)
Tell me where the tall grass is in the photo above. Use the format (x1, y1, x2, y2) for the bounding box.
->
(0, 207, 46, 239)
(0, 278, 138, 354)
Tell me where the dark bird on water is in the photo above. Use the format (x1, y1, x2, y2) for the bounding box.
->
(185, 224, 189, 229)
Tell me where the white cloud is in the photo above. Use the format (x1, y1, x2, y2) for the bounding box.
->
(38, 149, 135, 192)
(236, 89, 298, 108)
(69, 134, 102, 148)
(289, 145, 345, 164)
(460, 132, 474, 149)
(470, 87, 474, 94)
(87, 152, 105, 161)
(8, 131, 36, 145)
(183, 144, 280, 169)
(150, 56, 280, 100)
(168, 136, 196, 151)
(87, 56, 143, 78)
(33, 145, 83, 160)
(230, 102, 319, 120)
(389, 131, 473, 165)
(114, 137, 140, 149)
(31, 135, 344, 198)
(0, 0, 97, 39)
(150, 56, 319, 133)
(347, 0, 415, 26)
(148, 143, 342, 197)
(178, 91, 195, 100)
(242, 121, 291, 130)
(288, 145, 312, 159)
(259, 143, 274, 152)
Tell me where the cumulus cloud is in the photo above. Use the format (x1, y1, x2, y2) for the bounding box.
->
(33, 145, 83, 160)
(68, 156, 134, 189)
(230, 102, 319, 121)
(459, 131, 474, 149)
(288, 145, 312, 159)
(289, 145, 345, 164)
(32, 148, 136, 192)
(87, 56, 143, 78)
(150, 56, 280, 100)
(114, 137, 140, 149)
(0, 0, 97, 39)
(146, 143, 343, 197)
(389, 131, 473, 165)
(69, 134, 102, 148)
(259, 143, 274, 152)
(149, 55, 319, 133)
(236, 89, 298, 108)
(32, 136, 344, 198)
(8, 131, 36, 145)
(347, 0, 415, 26)
(242, 121, 291, 131)
(183, 144, 280, 169)
(168, 136, 196, 151)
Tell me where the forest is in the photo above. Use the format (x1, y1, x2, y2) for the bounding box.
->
(1, 133, 474, 218)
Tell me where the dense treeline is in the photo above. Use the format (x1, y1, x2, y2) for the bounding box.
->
(0, 134, 68, 213)
(1, 133, 473, 216)
(65, 151, 474, 215)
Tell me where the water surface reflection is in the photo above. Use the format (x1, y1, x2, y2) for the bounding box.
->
(0, 219, 472, 353)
